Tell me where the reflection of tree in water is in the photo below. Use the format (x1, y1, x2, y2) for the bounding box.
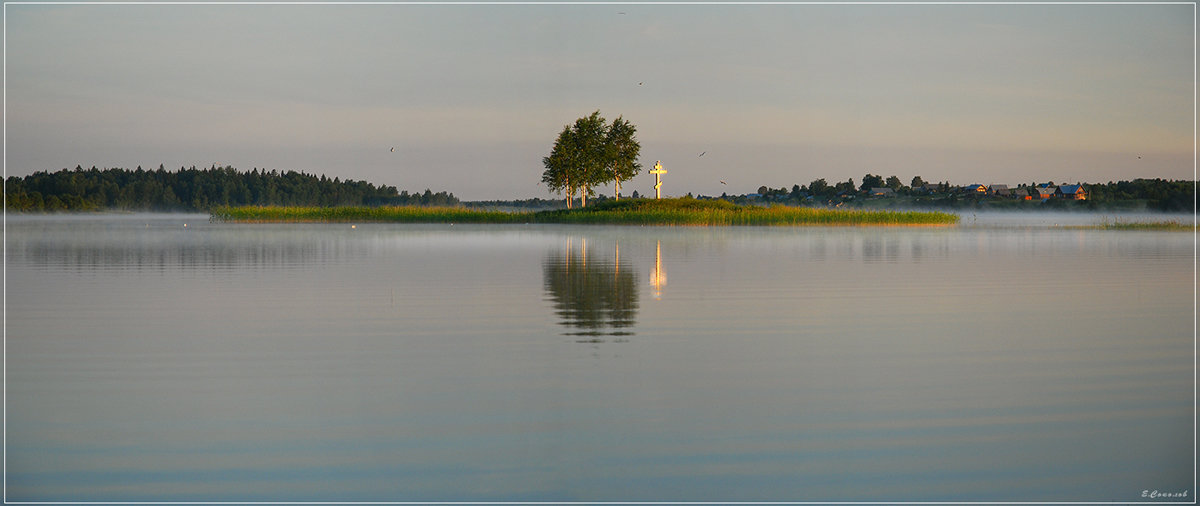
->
(543, 243, 639, 338)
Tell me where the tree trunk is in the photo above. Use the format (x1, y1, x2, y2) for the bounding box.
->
(614, 178, 620, 200)
(581, 187, 587, 208)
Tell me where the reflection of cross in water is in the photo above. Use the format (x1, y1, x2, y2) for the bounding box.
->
(650, 160, 667, 199)
(650, 240, 666, 299)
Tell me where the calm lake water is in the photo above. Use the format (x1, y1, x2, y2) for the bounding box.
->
(4, 213, 1194, 502)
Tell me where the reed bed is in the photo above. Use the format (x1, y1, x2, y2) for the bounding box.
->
(1073, 219, 1193, 231)
(211, 199, 961, 226)
(528, 199, 959, 226)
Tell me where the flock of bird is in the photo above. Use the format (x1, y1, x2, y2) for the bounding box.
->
(387, 40, 738, 191)
(387, 9, 1147, 196)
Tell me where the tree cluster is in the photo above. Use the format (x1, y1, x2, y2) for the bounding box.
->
(4, 165, 458, 212)
(541, 111, 641, 208)
(792, 178, 859, 199)
(1067, 178, 1194, 212)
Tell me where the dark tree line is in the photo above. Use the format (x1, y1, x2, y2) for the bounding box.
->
(4, 165, 459, 212)
(1080, 179, 1194, 212)
(746, 176, 1192, 212)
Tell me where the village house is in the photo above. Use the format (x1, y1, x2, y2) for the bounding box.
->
(1055, 184, 1087, 200)
(962, 184, 987, 195)
(987, 184, 1010, 197)
(1032, 187, 1056, 200)
(868, 187, 896, 197)
(1009, 186, 1032, 200)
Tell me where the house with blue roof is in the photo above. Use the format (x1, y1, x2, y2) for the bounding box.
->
(1055, 184, 1087, 200)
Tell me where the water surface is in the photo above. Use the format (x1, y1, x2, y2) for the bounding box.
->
(4, 213, 1194, 502)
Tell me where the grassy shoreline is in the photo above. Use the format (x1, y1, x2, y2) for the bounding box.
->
(211, 198, 961, 226)
(1062, 219, 1193, 231)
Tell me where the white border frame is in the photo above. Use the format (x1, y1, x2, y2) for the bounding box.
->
(2, 1, 1196, 504)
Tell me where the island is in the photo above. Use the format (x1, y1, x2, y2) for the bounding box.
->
(210, 197, 961, 226)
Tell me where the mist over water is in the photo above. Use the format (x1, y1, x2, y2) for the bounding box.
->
(4, 214, 1193, 502)
(954, 210, 1193, 227)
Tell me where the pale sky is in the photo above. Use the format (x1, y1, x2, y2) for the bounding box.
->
(3, 2, 1194, 200)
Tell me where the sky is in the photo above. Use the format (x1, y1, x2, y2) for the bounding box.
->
(3, 2, 1194, 200)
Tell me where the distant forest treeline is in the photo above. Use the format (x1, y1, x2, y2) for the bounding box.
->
(742, 177, 1195, 212)
(3, 165, 1193, 213)
(473, 178, 1196, 213)
(4, 165, 459, 212)
(1068, 179, 1194, 211)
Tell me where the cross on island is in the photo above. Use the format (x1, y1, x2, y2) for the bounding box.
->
(650, 160, 667, 199)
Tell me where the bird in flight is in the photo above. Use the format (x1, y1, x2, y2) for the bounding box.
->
(638, 82, 643, 86)
(390, 147, 395, 152)
(720, 180, 727, 185)
(698, 151, 706, 157)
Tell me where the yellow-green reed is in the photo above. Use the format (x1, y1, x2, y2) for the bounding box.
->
(211, 199, 961, 226)
(1069, 218, 1193, 231)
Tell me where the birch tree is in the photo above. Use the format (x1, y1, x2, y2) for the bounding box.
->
(541, 110, 642, 207)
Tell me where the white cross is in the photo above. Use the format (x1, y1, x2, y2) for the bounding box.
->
(650, 160, 667, 199)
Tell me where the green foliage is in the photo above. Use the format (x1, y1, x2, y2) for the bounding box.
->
(542, 110, 641, 207)
(606, 116, 642, 198)
(860, 174, 884, 192)
(1086, 179, 1194, 212)
(4, 166, 458, 212)
(808, 178, 831, 198)
(541, 126, 579, 205)
(571, 111, 611, 205)
(464, 197, 564, 210)
(753, 177, 1192, 212)
(834, 178, 857, 195)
